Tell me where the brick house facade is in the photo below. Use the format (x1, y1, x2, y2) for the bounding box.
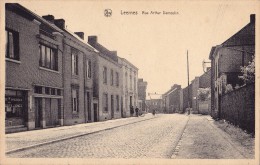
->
(88, 36, 123, 121)
(162, 84, 182, 114)
(118, 58, 138, 117)
(5, 4, 64, 132)
(209, 15, 255, 119)
(137, 79, 148, 112)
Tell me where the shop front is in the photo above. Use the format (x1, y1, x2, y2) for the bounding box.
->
(5, 89, 28, 132)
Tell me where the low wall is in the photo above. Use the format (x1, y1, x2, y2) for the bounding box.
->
(220, 84, 255, 133)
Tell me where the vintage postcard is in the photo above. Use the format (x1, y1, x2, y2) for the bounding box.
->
(0, 0, 259, 165)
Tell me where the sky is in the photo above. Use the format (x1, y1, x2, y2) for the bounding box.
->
(17, 1, 258, 95)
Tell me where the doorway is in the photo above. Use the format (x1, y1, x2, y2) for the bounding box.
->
(35, 98, 42, 128)
(87, 92, 91, 121)
(130, 96, 133, 107)
(93, 103, 98, 122)
(111, 95, 114, 119)
(45, 98, 59, 127)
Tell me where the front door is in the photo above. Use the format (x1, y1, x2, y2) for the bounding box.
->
(130, 96, 132, 107)
(93, 103, 98, 122)
(45, 98, 59, 127)
(35, 98, 42, 128)
(87, 92, 91, 121)
(121, 97, 123, 117)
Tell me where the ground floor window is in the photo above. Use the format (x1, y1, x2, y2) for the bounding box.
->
(103, 93, 108, 112)
(5, 89, 26, 126)
(72, 88, 79, 114)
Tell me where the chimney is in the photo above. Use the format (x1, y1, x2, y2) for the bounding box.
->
(250, 14, 255, 23)
(110, 51, 117, 56)
(88, 36, 98, 45)
(54, 19, 65, 29)
(74, 32, 84, 40)
(42, 15, 55, 23)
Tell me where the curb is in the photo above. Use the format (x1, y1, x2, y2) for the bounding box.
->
(6, 116, 156, 155)
(171, 115, 190, 159)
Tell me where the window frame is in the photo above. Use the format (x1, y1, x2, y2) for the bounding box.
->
(110, 69, 114, 86)
(71, 49, 78, 75)
(5, 28, 19, 61)
(103, 93, 108, 112)
(116, 72, 119, 87)
(103, 66, 107, 84)
(86, 59, 92, 79)
(116, 95, 119, 111)
(72, 88, 79, 114)
(39, 44, 58, 71)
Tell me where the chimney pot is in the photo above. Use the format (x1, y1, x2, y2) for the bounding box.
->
(75, 32, 84, 40)
(42, 15, 55, 23)
(88, 36, 98, 44)
(54, 19, 65, 29)
(250, 14, 255, 23)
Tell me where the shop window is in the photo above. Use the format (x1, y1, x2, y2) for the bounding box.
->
(45, 87, 50, 95)
(5, 29, 19, 61)
(5, 90, 24, 119)
(51, 88, 56, 95)
(57, 89, 61, 96)
(34, 86, 43, 94)
(39, 44, 58, 71)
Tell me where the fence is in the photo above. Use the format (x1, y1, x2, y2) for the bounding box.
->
(220, 84, 255, 133)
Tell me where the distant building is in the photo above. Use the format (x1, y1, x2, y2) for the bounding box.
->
(137, 79, 147, 112)
(118, 58, 138, 117)
(146, 97, 164, 113)
(162, 84, 182, 114)
(209, 14, 255, 118)
(88, 36, 123, 121)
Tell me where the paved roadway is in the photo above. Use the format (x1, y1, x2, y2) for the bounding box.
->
(7, 114, 189, 158)
(7, 114, 253, 159)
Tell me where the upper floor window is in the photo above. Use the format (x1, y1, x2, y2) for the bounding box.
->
(116, 72, 119, 87)
(130, 75, 132, 90)
(110, 69, 114, 86)
(39, 44, 58, 71)
(71, 49, 78, 75)
(125, 72, 128, 89)
(134, 77, 136, 91)
(86, 60, 91, 79)
(5, 29, 19, 61)
(103, 67, 107, 84)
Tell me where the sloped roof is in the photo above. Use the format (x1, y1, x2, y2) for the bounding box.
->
(64, 28, 99, 53)
(6, 3, 63, 33)
(221, 22, 255, 47)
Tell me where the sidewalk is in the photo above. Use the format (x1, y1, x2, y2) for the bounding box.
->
(172, 114, 254, 159)
(6, 113, 154, 154)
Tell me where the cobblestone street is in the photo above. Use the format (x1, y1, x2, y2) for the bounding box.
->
(6, 114, 254, 159)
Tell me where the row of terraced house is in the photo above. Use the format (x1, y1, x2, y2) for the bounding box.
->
(5, 3, 147, 133)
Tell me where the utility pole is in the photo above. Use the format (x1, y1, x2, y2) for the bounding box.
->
(187, 50, 190, 114)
